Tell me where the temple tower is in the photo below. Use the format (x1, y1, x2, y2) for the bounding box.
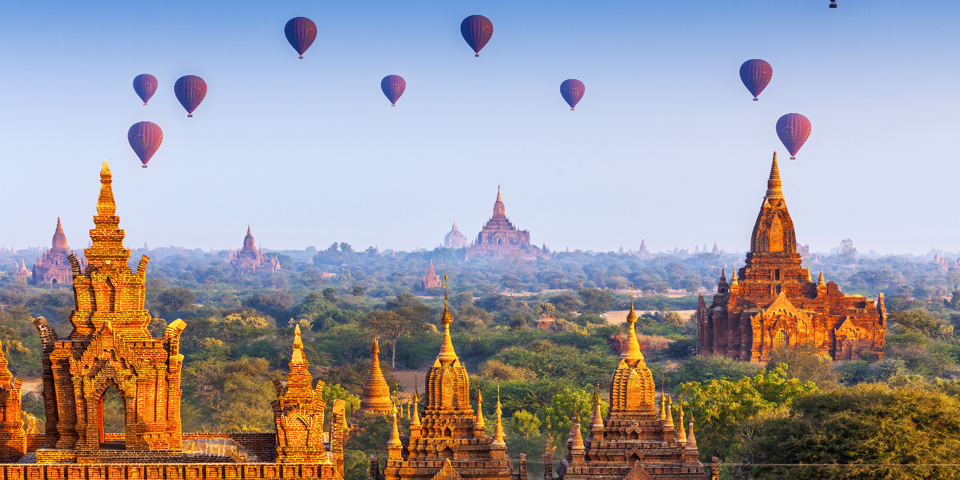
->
(359, 337, 395, 415)
(0, 340, 25, 462)
(33, 217, 75, 285)
(34, 162, 188, 462)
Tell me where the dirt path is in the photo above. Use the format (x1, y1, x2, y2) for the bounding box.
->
(603, 310, 696, 325)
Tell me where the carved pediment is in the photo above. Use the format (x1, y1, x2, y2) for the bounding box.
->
(835, 317, 867, 341)
(624, 460, 652, 480)
(431, 459, 463, 480)
(757, 293, 811, 331)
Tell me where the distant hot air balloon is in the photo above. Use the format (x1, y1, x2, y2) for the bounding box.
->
(285, 17, 317, 59)
(830, 1, 837, 8)
(560, 79, 585, 111)
(460, 15, 493, 57)
(128, 121, 163, 168)
(739, 60, 773, 101)
(174, 75, 207, 117)
(776, 113, 812, 160)
(133, 74, 158, 106)
(381, 75, 406, 106)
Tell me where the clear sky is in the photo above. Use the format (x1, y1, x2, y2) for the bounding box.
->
(1, 1, 957, 255)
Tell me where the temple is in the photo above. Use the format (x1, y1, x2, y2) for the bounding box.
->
(422, 260, 442, 289)
(377, 278, 514, 480)
(0, 340, 25, 462)
(231, 227, 281, 274)
(358, 337, 394, 416)
(14, 260, 30, 284)
(466, 188, 548, 260)
(696, 153, 886, 363)
(553, 291, 715, 480)
(444, 221, 468, 249)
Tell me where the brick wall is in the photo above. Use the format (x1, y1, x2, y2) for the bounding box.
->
(0, 462, 341, 480)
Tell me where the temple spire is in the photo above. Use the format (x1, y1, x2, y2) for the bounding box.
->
(589, 387, 604, 429)
(388, 406, 402, 447)
(493, 386, 506, 446)
(437, 275, 458, 361)
(97, 161, 116, 217)
(765, 152, 784, 199)
(621, 285, 644, 362)
(410, 379, 421, 429)
(676, 399, 687, 442)
(818, 268, 826, 286)
(290, 325, 305, 365)
(731, 268, 739, 286)
(475, 389, 485, 428)
(360, 334, 393, 414)
(686, 417, 698, 450)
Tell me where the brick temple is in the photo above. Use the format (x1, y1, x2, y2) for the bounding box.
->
(3, 162, 346, 480)
(32, 218, 79, 285)
(552, 295, 716, 480)
(444, 221, 468, 249)
(358, 337, 394, 416)
(231, 227, 281, 274)
(422, 260, 442, 289)
(465, 188, 548, 261)
(696, 153, 887, 363)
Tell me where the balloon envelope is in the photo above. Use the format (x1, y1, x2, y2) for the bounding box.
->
(381, 75, 406, 106)
(560, 79, 585, 110)
(174, 75, 207, 117)
(739, 59, 773, 100)
(128, 121, 163, 168)
(133, 74, 158, 105)
(285, 17, 317, 58)
(460, 15, 493, 57)
(776, 113, 812, 159)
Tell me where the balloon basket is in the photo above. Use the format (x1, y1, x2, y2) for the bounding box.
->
(143, 103, 148, 106)
(570, 108, 575, 111)
(790, 156, 797, 160)
(391, 104, 396, 107)
(142, 165, 148, 169)
(829, 3, 837, 7)
(299, 55, 304, 59)
(753, 98, 758, 101)
(475, 53, 480, 57)
(187, 114, 193, 118)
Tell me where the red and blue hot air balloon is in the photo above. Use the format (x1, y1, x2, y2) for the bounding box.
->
(460, 15, 493, 57)
(381, 75, 406, 106)
(285, 17, 317, 59)
(776, 113, 812, 160)
(133, 74, 158, 106)
(560, 79, 585, 111)
(739, 59, 773, 101)
(128, 122, 163, 168)
(174, 75, 207, 117)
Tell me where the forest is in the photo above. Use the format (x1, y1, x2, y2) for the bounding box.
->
(2, 243, 960, 480)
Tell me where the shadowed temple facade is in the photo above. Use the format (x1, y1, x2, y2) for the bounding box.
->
(3, 163, 347, 480)
(696, 153, 887, 363)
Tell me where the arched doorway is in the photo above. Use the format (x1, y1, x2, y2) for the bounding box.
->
(773, 330, 788, 349)
(99, 385, 126, 450)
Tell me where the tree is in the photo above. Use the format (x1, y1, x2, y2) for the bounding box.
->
(577, 288, 614, 314)
(838, 238, 858, 263)
(890, 309, 950, 338)
(548, 293, 581, 313)
(155, 287, 196, 316)
(765, 344, 839, 389)
(539, 389, 607, 454)
(679, 364, 818, 460)
(351, 285, 365, 297)
(363, 294, 431, 367)
(733, 384, 960, 480)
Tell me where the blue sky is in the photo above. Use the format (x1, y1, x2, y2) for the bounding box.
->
(1, 1, 957, 254)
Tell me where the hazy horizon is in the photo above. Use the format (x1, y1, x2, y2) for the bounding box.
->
(2, 1, 957, 255)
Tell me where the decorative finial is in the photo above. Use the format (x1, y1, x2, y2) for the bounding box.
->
(765, 152, 784, 199)
(387, 405, 402, 447)
(475, 388, 485, 428)
(818, 268, 826, 286)
(621, 285, 643, 362)
(437, 275, 458, 361)
(290, 325, 305, 365)
(731, 267, 739, 286)
(493, 385, 505, 446)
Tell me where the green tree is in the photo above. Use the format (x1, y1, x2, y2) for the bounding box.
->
(733, 383, 960, 480)
(765, 344, 840, 389)
(539, 389, 607, 454)
(549, 293, 581, 313)
(155, 287, 196, 316)
(679, 364, 818, 460)
(577, 288, 614, 314)
(890, 309, 950, 338)
(363, 295, 431, 367)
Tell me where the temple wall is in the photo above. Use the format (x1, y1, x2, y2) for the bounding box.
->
(0, 462, 340, 480)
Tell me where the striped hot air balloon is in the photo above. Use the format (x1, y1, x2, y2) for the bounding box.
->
(285, 17, 317, 59)
(560, 79, 585, 111)
(739, 60, 773, 101)
(381, 75, 406, 106)
(174, 75, 207, 117)
(128, 122, 163, 168)
(776, 113, 812, 160)
(133, 74, 158, 106)
(460, 15, 493, 57)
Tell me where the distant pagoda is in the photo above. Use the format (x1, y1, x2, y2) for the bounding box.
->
(422, 260, 442, 289)
(466, 187, 548, 261)
(230, 226, 280, 274)
(32, 217, 81, 285)
(444, 220, 469, 249)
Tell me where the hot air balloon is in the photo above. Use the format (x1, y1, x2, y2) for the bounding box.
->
(560, 79, 585, 111)
(381, 75, 406, 106)
(174, 75, 207, 117)
(133, 74, 158, 106)
(285, 17, 317, 59)
(739, 60, 773, 101)
(460, 15, 493, 57)
(128, 122, 163, 168)
(776, 113, 812, 160)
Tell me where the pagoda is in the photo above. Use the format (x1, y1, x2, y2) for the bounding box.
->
(444, 221, 469, 249)
(466, 188, 547, 261)
(32, 217, 78, 285)
(358, 337, 395, 416)
(554, 290, 715, 480)
(696, 153, 886, 362)
(422, 260, 442, 289)
(230, 226, 280, 274)
(379, 278, 513, 480)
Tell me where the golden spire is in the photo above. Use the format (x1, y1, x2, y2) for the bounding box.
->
(664, 398, 675, 428)
(570, 416, 585, 451)
(818, 268, 826, 286)
(475, 389, 485, 428)
(676, 399, 687, 443)
(765, 152, 784, 199)
(410, 379, 421, 429)
(497, 185, 503, 203)
(97, 161, 117, 217)
(806, 269, 813, 282)
(686, 417, 698, 450)
(437, 275, 458, 361)
(621, 285, 644, 362)
(731, 267, 739, 286)
(493, 386, 505, 446)
(290, 325, 305, 365)
(387, 406, 402, 447)
(589, 386, 604, 429)
(658, 379, 667, 421)
(360, 334, 393, 413)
